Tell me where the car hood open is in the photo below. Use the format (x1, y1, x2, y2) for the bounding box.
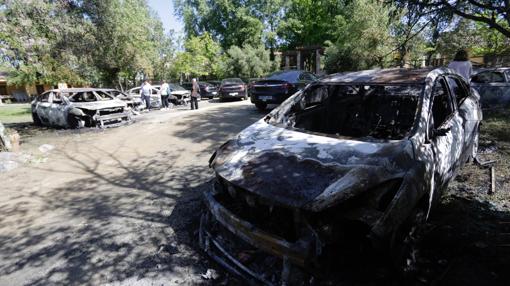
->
(212, 120, 414, 211)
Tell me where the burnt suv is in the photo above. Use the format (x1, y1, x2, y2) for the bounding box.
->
(201, 68, 482, 284)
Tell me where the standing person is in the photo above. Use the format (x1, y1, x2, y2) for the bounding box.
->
(140, 80, 153, 110)
(448, 49, 472, 81)
(160, 80, 171, 110)
(190, 78, 200, 110)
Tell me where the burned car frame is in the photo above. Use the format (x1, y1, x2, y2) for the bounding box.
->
(31, 88, 132, 128)
(201, 68, 482, 284)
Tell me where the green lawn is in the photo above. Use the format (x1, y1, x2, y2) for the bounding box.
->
(0, 104, 32, 124)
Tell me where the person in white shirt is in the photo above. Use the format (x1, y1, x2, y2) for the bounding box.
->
(139, 80, 153, 110)
(448, 49, 472, 81)
(160, 81, 171, 110)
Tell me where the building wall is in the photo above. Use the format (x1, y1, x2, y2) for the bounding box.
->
(0, 81, 52, 102)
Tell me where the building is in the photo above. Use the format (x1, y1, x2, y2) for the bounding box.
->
(280, 46, 324, 75)
(0, 71, 52, 103)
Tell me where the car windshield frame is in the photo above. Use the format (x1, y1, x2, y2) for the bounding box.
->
(272, 82, 425, 142)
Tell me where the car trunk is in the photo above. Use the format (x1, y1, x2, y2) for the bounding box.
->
(252, 80, 288, 94)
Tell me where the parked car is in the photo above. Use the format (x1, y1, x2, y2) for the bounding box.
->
(249, 70, 318, 110)
(32, 88, 132, 128)
(100, 88, 143, 110)
(218, 78, 248, 101)
(208, 80, 221, 88)
(127, 85, 162, 109)
(200, 68, 482, 283)
(471, 68, 510, 105)
(181, 81, 218, 99)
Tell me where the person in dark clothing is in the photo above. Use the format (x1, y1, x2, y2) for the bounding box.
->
(191, 78, 200, 110)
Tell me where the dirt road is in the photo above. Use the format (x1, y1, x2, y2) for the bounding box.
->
(0, 100, 263, 285)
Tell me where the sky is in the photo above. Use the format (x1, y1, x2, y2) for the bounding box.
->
(147, 0, 184, 34)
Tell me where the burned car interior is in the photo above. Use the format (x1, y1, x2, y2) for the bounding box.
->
(283, 84, 422, 140)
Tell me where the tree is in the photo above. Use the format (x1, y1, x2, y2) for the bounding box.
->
(173, 0, 265, 49)
(82, 0, 169, 88)
(277, 0, 347, 49)
(222, 44, 278, 78)
(399, 1, 510, 38)
(0, 0, 96, 86)
(324, 0, 394, 72)
(172, 33, 223, 80)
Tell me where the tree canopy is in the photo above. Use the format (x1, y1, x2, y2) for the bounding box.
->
(2, 0, 510, 88)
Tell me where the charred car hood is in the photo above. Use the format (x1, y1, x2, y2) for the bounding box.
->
(171, 90, 190, 96)
(212, 120, 415, 211)
(71, 100, 126, 110)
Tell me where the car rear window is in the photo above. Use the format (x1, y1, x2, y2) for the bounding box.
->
(222, 78, 244, 85)
(276, 83, 423, 140)
(267, 71, 300, 81)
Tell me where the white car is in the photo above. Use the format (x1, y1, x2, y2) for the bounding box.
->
(127, 85, 162, 109)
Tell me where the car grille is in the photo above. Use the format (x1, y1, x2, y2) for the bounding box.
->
(99, 107, 124, 115)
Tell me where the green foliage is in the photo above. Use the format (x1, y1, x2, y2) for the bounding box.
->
(0, 0, 96, 86)
(0, 0, 176, 88)
(278, 0, 346, 49)
(174, 0, 266, 49)
(222, 44, 278, 78)
(172, 33, 223, 79)
(324, 0, 394, 72)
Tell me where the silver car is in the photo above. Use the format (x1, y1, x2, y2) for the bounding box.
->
(471, 68, 510, 105)
(31, 88, 131, 128)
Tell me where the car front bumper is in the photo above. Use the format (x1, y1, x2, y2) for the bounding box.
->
(199, 184, 314, 285)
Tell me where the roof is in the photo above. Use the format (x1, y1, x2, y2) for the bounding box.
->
(321, 68, 437, 84)
(46, 88, 104, 93)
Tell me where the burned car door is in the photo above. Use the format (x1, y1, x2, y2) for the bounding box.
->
(428, 76, 463, 190)
(447, 75, 481, 160)
(35, 92, 52, 125)
(48, 92, 68, 127)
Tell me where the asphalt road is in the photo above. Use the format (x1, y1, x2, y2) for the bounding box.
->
(0, 99, 265, 285)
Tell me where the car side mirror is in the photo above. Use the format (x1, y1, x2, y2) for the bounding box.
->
(433, 127, 451, 137)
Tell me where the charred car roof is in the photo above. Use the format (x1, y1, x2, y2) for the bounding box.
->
(320, 68, 439, 84)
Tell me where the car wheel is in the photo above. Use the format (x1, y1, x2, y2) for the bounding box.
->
(32, 112, 43, 126)
(68, 114, 85, 129)
(255, 102, 267, 111)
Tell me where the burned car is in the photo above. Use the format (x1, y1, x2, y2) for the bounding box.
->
(32, 88, 131, 128)
(201, 68, 482, 283)
(100, 88, 143, 110)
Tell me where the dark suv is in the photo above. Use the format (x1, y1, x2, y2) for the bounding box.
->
(249, 70, 317, 110)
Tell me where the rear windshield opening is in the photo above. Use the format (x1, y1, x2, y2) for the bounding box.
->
(284, 84, 423, 140)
